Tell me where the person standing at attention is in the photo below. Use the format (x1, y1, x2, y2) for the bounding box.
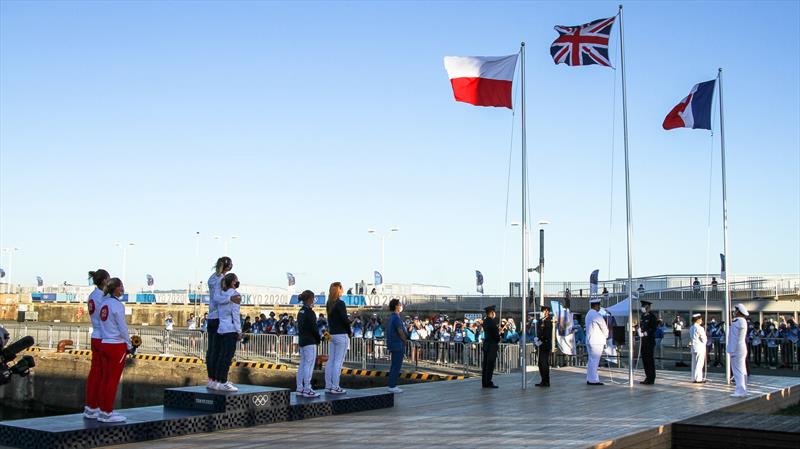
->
(638, 300, 657, 385)
(689, 313, 707, 383)
(481, 305, 500, 389)
(728, 304, 749, 397)
(206, 257, 233, 390)
(84, 269, 110, 419)
(213, 273, 242, 392)
(324, 281, 351, 394)
(296, 290, 321, 397)
(97, 278, 132, 423)
(386, 298, 408, 393)
(585, 297, 608, 385)
(534, 304, 553, 387)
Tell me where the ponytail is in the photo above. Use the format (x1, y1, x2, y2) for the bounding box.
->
(213, 257, 233, 275)
(326, 282, 343, 315)
(104, 278, 123, 297)
(221, 273, 239, 291)
(88, 269, 110, 288)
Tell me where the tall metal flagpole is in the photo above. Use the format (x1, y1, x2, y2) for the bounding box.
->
(520, 41, 528, 390)
(718, 67, 731, 384)
(618, 4, 635, 387)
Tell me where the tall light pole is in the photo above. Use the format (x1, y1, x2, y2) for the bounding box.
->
(2, 247, 21, 294)
(537, 220, 550, 309)
(214, 235, 239, 256)
(193, 231, 200, 312)
(367, 227, 399, 287)
(115, 242, 135, 283)
(194, 231, 201, 288)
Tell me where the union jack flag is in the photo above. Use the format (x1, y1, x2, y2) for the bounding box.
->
(550, 16, 616, 67)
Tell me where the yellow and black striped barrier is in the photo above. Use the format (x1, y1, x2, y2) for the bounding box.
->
(133, 354, 204, 365)
(232, 360, 288, 370)
(36, 348, 464, 381)
(340, 368, 465, 382)
(66, 349, 93, 356)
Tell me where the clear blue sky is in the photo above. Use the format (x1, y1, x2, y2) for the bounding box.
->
(1, 1, 798, 294)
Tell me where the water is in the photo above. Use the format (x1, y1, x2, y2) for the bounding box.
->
(0, 404, 77, 421)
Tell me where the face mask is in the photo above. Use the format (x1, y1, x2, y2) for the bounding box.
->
(640, 307, 647, 313)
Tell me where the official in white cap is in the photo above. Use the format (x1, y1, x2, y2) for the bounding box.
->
(727, 304, 749, 397)
(689, 313, 707, 383)
(585, 297, 609, 385)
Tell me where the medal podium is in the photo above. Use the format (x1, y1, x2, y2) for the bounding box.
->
(0, 385, 394, 449)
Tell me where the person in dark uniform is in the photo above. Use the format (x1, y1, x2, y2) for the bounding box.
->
(535, 305, 553, 387)
(481, 305, 500, 388)
(639, 300, 658, 384)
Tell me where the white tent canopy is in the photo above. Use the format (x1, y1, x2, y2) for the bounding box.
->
(601, 294, 639, 319)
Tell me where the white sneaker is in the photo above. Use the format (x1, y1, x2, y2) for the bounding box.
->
(83, 406, 99, 419)
(218, 381, 239, 392)
(387, 387, 403, 394)
(97, 412, 126, 423)
(326, 387, 346, 395)
(207, 380, 220, 390)
(303, 389, 320, 398)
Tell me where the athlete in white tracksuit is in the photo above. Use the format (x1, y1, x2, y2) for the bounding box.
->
(727, 304, 749, 397)
(585, 298, 609, 385)
(689, 314, 707, 382)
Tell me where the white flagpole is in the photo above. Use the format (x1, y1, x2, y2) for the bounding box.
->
(618, 4, 635, 388)
(520, 41, 528, 390)
(718, 67, 731, 384)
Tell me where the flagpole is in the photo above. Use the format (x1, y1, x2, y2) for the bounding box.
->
(618, 4, 635, 388)
(520, 41, 528, 390)
(718, 67, 731, 385)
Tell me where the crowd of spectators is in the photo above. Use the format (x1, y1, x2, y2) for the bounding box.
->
(191, 307, 798, 370)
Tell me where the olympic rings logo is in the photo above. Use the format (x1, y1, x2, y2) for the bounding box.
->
(252, 395, 269, 407)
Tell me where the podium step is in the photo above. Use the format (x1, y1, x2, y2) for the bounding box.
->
(163, 385, 289, 413)
(0, 387, 394, 449)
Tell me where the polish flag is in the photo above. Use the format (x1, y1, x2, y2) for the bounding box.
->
(663, 79, 716, 130)
(443, 55, 518, 109)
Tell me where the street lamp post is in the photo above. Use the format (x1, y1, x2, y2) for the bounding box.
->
(193, 231, 200, 314)
(367, 227, 399, 289)
(2, 247, 21, 294)
(115, 242, 135, 283)
(537, 220, 550, 309)
(214, 235, 239, 256)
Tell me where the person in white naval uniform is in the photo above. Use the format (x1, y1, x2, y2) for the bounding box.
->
(585, 297, 609, 385)
(689, 313, 707, 383)
(727, 304, 749, 397)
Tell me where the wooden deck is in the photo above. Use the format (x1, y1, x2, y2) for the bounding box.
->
(110, 368, 799, 449)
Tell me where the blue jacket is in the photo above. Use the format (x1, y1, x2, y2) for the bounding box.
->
(386, 313, 407, 352)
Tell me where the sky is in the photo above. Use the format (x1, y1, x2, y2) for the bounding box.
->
(1, 1, 798, 295)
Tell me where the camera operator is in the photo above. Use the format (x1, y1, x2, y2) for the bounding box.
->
(1, 325, 36, 386)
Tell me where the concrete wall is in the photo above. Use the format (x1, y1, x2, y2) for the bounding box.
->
(0, 352, 420, 413)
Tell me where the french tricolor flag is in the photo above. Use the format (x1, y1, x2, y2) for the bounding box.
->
(663, 79, 716, 130)
(444, 54, 518, 109)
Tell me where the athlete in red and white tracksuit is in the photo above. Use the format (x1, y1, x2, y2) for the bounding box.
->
(84, 286, 106, 418)
(98, 291, 131, 423)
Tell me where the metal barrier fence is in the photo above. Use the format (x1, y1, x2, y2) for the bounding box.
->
(6, 323, 796, 373)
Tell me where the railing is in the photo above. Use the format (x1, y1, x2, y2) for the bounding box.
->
(6, 323, 796, 374)
(3, 323, 537, 375)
